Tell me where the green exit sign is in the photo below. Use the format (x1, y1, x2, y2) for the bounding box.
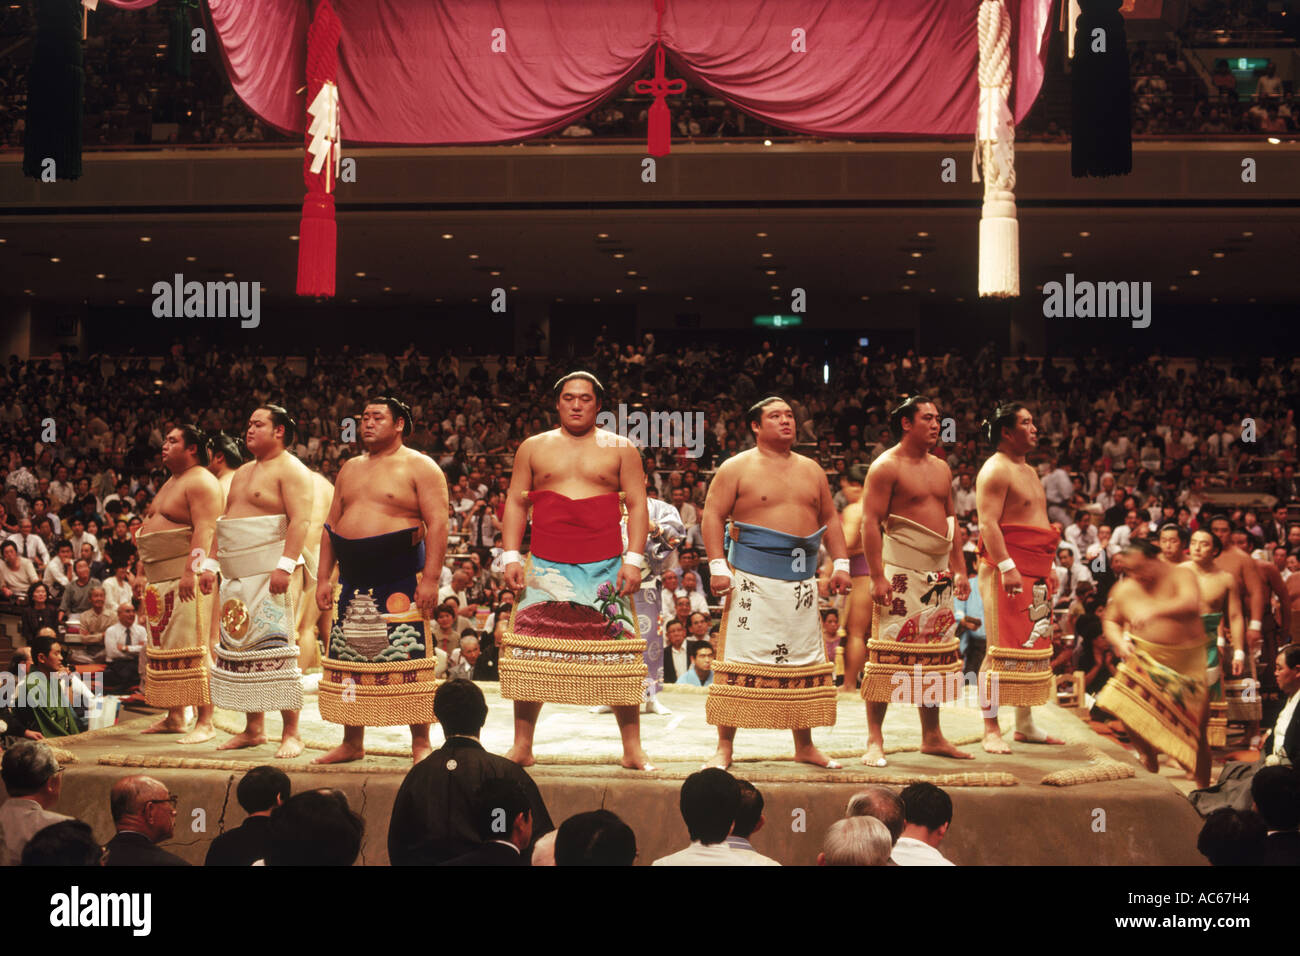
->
(1225, 57, 1270, 71)
(753, 314, 803, 328)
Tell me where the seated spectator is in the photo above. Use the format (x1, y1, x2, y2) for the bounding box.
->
(1197, 808, 1268, 866)
(104, 775, 189, 866)
(17, 636, 81, 738)
(1064, 511, 1098, 553)
(387, 680, 553, 865)
(821, 608, 841, 668)
(431, 605, 460, 654)
(103, 601, 146, 693)
(7, 518, 49, 572)
(1052, 548, 1092, 611)
(0, 740, 71, 865)
(663, 617, 689, 683)
(817, 816, 892, 866)
(18, 583, 59, 645)
(654, 768, 772, 866)
(1250, 765, 1300, 865)
(204, 766, 290, 866)
(72, 586, 113, 664)
(555, 809, 637, 866)
(680, 571, 709, 613)
(20, 819, 103, 866)
(263, 789, 363, 866)
(59, 560, 101, 622)
(724, 779, 779, 864)
(0, 648, 38, 746)
(845, 786, 906, 851)
(677, 641, 715, 687)
(530, 829, 557, 866)
(0, 540, 39, 606)
(101, 562, 134, 614)
(439, 777, 533, 866)
(892, 782, 956, 866)
(42, 541, 75, 600)
(659, 568, 681, 618)
(447, 633, 482, 681)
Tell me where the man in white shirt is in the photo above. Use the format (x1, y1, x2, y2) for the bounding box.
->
(1041, 456, 1073, 527)
(0, 741, 71, 866)
(679, 571, 710, 614)
(952, 472, 977, 519)
(1109, 509, 1143, 551)
(7, 518, 49, 572)
(1052, 547, 1093, 610)
(103, 602, 147, 693)
(0, 540, 38, 602)
(659, 568, 682, 619)
(1064, 511, 1099, 553)
(891, 782, 956, 866)
(653, 769, 778, 866)
(42, 541, 76, 596)
(101, 563, 134, 613)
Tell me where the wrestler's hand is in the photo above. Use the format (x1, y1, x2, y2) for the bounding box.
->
(504, 561, 525, 591)
(315, 579, 333, 612)
(1002, 567, 1024, 597)
(952, 572, 970, 601)
(199, 570, 216, 595)
(178, 567, 196, 602)
(829, 570, 852, 596)
(414, 576, 439, 618)
(616, 563, 642, 597)
(1247, 626, 1262, 654)
(1231, 653, 1245, 678)
(269, 568, 290, 595)
(870, 575, 891, 606)
(711, 573, 732, 596)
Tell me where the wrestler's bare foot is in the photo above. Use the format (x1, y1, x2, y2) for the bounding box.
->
(621, 746, 656, 772)
(860, 741, 887, 767)
(703, 741, 733, 770)
(921, 735, 975, 760)
(142, 716, 187, 734)
(274, 735, 304, 759)
(794, 743, 841, 769)
(217, 730, 267, 750)
(177, 725, 216, 745)
(312, 741, 365, 764)
(1013, 731, 1065, 745)
(982, 730, 1013, 754)
(412, 738, 433, 764)
(505, 745, 536, 768)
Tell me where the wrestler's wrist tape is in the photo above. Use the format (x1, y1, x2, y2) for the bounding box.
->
(276, 556, 299, 574)
(199, 558, 220, 575)
(1248, 619, 1262, 632)
(997, 558, 1017, 574)
(709, 558, 730, 578)
(1233, 648, 1247, 663)
(832, 558, 850, 575)
(622, 552, 645, 570)
(502, 550, 522, 566)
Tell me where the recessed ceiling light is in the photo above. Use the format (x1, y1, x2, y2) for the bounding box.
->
(769, 285, 779, 290)
(441, 233, 453, 239)
(136, 288, 143, 293)
(613, 253, 625, 259)
(860, 295, 869, 301)
(755, 231, 768, 238)
(761, 252, 773, 258)
(435, 297, 443, 302)
(260, 286, 267, 293)
(355, 271, 366, 277)
(638, 285, 647, 291)
(1062, 252, 1073, 258)
(139, 237, 151, 242)
(95, 273, 105, 279)
(928, 288, 936, 293)
(902, 284, 911, 290)
(49, 257, 60, 263)
(468, 254, 479, 259)
(0, 238, 6, 244)
(615, 288, 623, 294)
(764, 269, 776, 275)
(1268, 137, 1281, 144)
(626, 270, 637, 276)
(490, 270, 501, 276)
(1212, 252, 1225, 258)
(1242, 231, 1253, 237)
(509, 285, 518, 291)
(684, 296, 693, 301)
(382, 286, 391, 292)
(116, 299, 124, 304)
(471, 297, 479, 303)
(956, 297, 964, 302)
(917, 231, 929, 238)
(910, 252, 922, 258)
(1189, 269, 1200, 276)
(350, 297, 358, 303)
(763, 139, 773, 146)
(185, 255, 196, 262)
(905, 269, 916, 275)
(225, 272, 234, 278)
(289, 235, 299, 241)
(1169, 285, 1178, 291)
(596, 233, 609, 239)
(1079, 231, 1090, 238)
(24, 289, 32, 294)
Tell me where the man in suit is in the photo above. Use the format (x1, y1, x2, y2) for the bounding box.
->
(387, 680, 552, 865)
(0, 740, 70, 866)
(204, 766, 290, 866)
(438, 777, 532, 866)
(663, 617, 689, 683)
(104, 775, 189, 866)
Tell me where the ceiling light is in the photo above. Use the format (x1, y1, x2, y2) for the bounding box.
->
(289, 235, 299, 241)
(910, 252, 922, 258)
(1211, 297, 1218, 303)
(615, 288, 622, 294)
(468, 254, 479, 259)
(1242, 231, 1253, 237)
(441, 233, 454, 239)
(596, 233, 609, 239)
(490, 270, 501, 276)
(49, 257, 60, 263)
(613, 253, 625, 259)
(684, 296, 693, 301)
(1268, 137, 1281, 144)
(139, 237, 151, 242)
(354, 271, 366, 277)
(626, 270, 637, 276)
(382, 286, 391, 292)
(764, 269, 776, 275)
(509, 285, 518, 291)
(1189, 269, 1200, 276)
(770, 285, 779, 290)
(905, 269, 916, 275)
(917, 231, 929, 238)
(755, 232, 768, 238)
(1212, 252, 1225, 258)
(0, 239, 6, 244)
(1169, 285, 1178, 291)
(860, 295, 869, 301)
(763, 139, 773, 146)
(902, 284, 911, 290)
(761, 252, 773, 258)
(136, 288, 143, 293)
(185, 256, 196, 262)
(772, 295, 779, 300)
(928, 288, 936, 293)
(435, 298, 443, 302)
(593, 298, 601, 303)
(471, 297, 479, 303)
(956, 297, 964, 302)
(1079, 231, 1091, 238)
(116, 298, 125, 304)
(638, 285, 647, 290)
(350, 298, 358, 303)
(95, 273, 105, 279)
(224, 272, 234, 278)
(1062, 252, 1073, 258)
(24, 289, 32, 294)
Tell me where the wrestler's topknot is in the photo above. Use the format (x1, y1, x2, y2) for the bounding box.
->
(553, 371, 605, 404)
(747, 396, 787, 428)
(982, 402, 1025, 448)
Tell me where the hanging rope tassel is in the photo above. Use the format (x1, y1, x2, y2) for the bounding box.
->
(296, 0, 343, 298)
(23, 0, 84, 182)
(975, 0, 1018, 298)
(634, 0, 685, 157)
(1071, 0, 1131, 178)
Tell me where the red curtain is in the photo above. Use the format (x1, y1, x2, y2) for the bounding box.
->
(105, 0, 1054, 142)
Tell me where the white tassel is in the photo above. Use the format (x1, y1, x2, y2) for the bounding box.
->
(976, 0, 1019, 298)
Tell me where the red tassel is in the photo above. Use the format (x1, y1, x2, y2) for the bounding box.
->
(647, 98, 672, 157)
(296, 0, 342, 298)
(296, 192, 336, 296)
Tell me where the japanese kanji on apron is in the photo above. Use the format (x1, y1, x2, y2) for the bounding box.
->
(977, 523, 1059, 707)
(705, 521, 836, 730)
(1096, 631, 1208, 773)
(139, 526, 211, 709)
(500, 491, 646, 707)
(210, 514, 304, 713)
(319, 524, 440, 727)
(863, 515, 962, 704)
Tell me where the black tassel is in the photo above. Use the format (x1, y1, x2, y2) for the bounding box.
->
(170, 1, 193, 78)
(23, 0, 84, 182)
(1072, 0, 1131, 178)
